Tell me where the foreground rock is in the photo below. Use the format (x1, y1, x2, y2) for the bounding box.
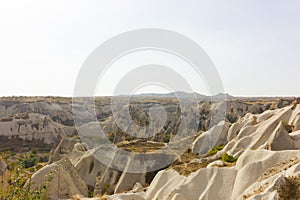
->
(104, 149, 300, 200)
(29, 158, 88, 199)
(191, 120, 231, 155)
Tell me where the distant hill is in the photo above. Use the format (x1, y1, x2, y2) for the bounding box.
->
(129, 91, 234, 100)
(212, 93, 234, 100)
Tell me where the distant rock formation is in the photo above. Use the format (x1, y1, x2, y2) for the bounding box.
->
(0, 113, 76, 151)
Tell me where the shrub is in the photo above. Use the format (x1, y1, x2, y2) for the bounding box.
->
(103, 182, 110, 194)
(29, 167, 35, 172)
(88, 188, 94, 198)
(221, 153, 237, 163)
(108, 132, 114, 143)
(22, 157, 37, 168)
(35, 164, 43, 170)
(207, 145, 225, 156)
(3, 154, 10, 161)
(31, 148, 38, 155)
(225, 113, 238, 123)
(163, 134, 171, 143)
(39, 156, 49, 163)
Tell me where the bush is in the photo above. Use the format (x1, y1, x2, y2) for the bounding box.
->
(225, 113, 238, 123)
(22, 157, 38, 168)
(163, 134, 171, 143)
(29, 167, 35, 172)
(35, 164, 43, 170)
(207, 145, 225, 156)
(221, 153, 237, 163)
(108, 132, 114, 143)
(39, 156, 49, 163)
(31, 148, 38, 155)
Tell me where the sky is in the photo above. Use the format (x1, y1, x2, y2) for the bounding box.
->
(0, 0, 299, 97)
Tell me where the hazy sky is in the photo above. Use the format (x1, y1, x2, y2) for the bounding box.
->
(0, 0, 299, 97)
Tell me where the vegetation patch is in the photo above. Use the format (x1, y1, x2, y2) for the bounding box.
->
(221, 153, 238, 163)
(225, 113, 238, 123)
(207, 145, 225, 156)
(0, 151, 50, 199)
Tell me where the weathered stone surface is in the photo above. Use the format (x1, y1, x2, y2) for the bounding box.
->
(191, 120, 231, 155)
(29, 158, 88, 199)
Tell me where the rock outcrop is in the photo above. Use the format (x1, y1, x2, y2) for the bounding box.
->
(192, 104, 300, 160)
(0, 113, 75, 151)
(191, 120, 231, 155)
(47, 138, 178, 197)
(29, 158, 88, 199)
(105, 149, 300, 200)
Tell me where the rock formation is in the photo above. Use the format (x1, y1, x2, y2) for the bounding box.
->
(29, 158, 88, 199)
(0, 96, 299, 200)
(101, 104, 300, 199)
